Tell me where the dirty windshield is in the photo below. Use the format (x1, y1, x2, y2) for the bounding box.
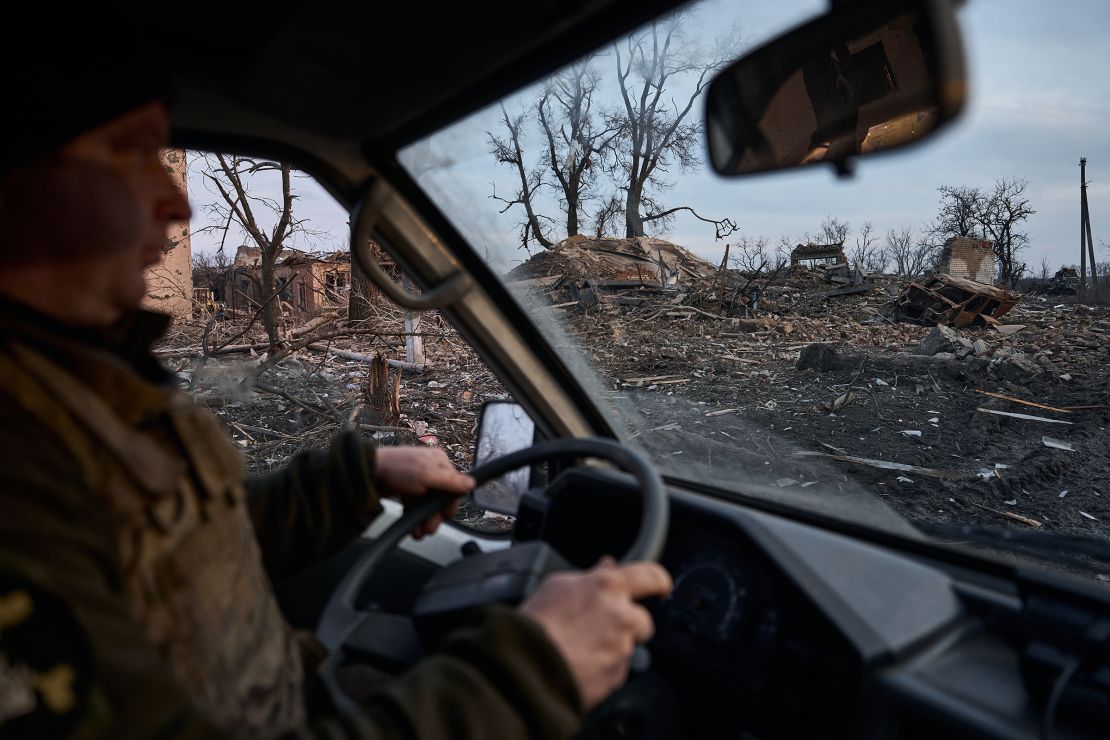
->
(401, 0, 1110, 576)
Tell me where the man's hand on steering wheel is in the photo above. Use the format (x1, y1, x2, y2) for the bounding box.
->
(522, 557, 673, 710)
(374, 447, 475, 539)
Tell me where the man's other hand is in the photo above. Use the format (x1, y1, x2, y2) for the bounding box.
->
(521, 557, 673, 711)
(374, 447, 475, 539)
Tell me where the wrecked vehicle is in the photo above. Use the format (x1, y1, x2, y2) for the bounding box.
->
(1050, 267, 1081, 295)
(890, 273, 1021, 328)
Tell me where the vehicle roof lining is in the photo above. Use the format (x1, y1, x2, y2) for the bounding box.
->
(163, 0, 692, 164)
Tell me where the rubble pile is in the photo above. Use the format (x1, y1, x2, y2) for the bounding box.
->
(155, 307, 509, 528)
(162, 235, 1110, 561)
(507, 240, 1110, 554)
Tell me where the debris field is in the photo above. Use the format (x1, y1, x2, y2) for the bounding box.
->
(166, 234, 1110, 565)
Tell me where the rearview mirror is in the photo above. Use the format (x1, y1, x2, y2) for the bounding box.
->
(471, 401, 537, 515)
(706, 0, 966, 177)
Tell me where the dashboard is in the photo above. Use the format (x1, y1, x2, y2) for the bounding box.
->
(518, 466, 1110, 740)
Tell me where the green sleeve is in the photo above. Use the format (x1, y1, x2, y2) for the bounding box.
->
(0, 415, 586, 740)
(350, 606, 585, 740)
(245, 431, 383, 579)
(0, 407, 223, 739)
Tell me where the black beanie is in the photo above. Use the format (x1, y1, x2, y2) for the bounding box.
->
(0, 9, 174, 172)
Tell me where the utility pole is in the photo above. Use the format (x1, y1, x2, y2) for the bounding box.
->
(1081, 158, 1087, 295)
(1080, 158, 1099, 295)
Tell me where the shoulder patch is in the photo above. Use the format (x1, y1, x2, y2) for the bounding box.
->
(0, 572, 91, 738)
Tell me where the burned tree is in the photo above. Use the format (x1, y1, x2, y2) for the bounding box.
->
(488, 104, 554, 251)
(537, 62, 622, 238)
(611, 14, 739, 238)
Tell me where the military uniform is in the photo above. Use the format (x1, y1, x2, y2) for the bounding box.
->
(0, 297, 584, 739)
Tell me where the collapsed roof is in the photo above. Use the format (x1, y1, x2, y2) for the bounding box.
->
(507, 235, 719, 285)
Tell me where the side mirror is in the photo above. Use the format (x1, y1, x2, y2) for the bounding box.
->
(706, 0, 966, 177)
(471, 401, 537, 515)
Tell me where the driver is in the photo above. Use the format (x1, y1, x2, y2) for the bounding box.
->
(0, 19, 671, 740)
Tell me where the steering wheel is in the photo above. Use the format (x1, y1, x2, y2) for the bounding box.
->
(315, 437, 669, 714)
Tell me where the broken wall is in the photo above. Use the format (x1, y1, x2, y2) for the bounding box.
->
(143, 149, 193, 318)
(939, 237, 994, 285)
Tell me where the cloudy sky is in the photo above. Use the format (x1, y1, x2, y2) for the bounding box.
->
(189, 0, 1110, 276)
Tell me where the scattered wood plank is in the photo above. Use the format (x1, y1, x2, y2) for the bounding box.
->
(622, 375, 687, 386)
(306, 344, 425, 372)
(721, 354, 762, 365)
(975, 407, 1073, 425)
(974, 390, 1072, 414)
(793, 451, 966, 479)
(966, 500, 1042, 528)
(704, 408, 739, 417)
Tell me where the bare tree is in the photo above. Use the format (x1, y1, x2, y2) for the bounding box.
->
(728, 236, 770, 273)
(775, 236, 795, 267)
(191, 248, 231, 294)
(977, 177, 1035, 288)
(928, 179, 1034, 287)
(591, 195, 623, 237)
(488, 104, 554, 251)
(817, 215, 851, 247)
(886, 226, 935, 278)
(847, 220, 887, 272)
(1038, 254, 1052, 281)
(196, 153, 317, 345)
(537, 62, 622, 237)
(611, 13, 739, 238)
(930, 185, 984, 241)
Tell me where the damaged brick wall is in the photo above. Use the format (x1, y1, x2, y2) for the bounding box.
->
(939, 237, 994, 285)
(143, 149, 193, 318)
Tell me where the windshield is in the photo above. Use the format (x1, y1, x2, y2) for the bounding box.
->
(399, 0, 1110, 578)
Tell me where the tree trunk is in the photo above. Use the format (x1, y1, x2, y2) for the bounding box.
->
(625, 185, 645, 238)
(367, 353, 401, 425)
(349, 241, 378, 322)
(566, 185, 579, 237)
(259, 255, 279, 346)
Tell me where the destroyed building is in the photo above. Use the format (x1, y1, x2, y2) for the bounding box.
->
(937, 236, 995, 285)
(143, 149, 193, 318)
(221, 245, 352, 315)
(791, 243, 846, 270)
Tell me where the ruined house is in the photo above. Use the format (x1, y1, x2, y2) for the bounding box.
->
(937, 236, 995, 285)
(791, 243, 847, 270)
(223, 245, 352, 315)
(143, 149, 193, 318)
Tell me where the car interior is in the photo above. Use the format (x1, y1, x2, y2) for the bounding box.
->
(148, 0, 1110, 737)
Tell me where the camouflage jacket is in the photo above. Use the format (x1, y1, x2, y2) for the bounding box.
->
(0, 297, 583, 740)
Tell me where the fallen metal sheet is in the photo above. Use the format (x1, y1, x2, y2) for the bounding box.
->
(1042, 436, 1075, 451)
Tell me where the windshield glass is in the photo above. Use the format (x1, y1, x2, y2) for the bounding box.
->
(400, 0, 1110, 577)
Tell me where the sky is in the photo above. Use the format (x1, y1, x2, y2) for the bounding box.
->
(188, 0, 1110, 277)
